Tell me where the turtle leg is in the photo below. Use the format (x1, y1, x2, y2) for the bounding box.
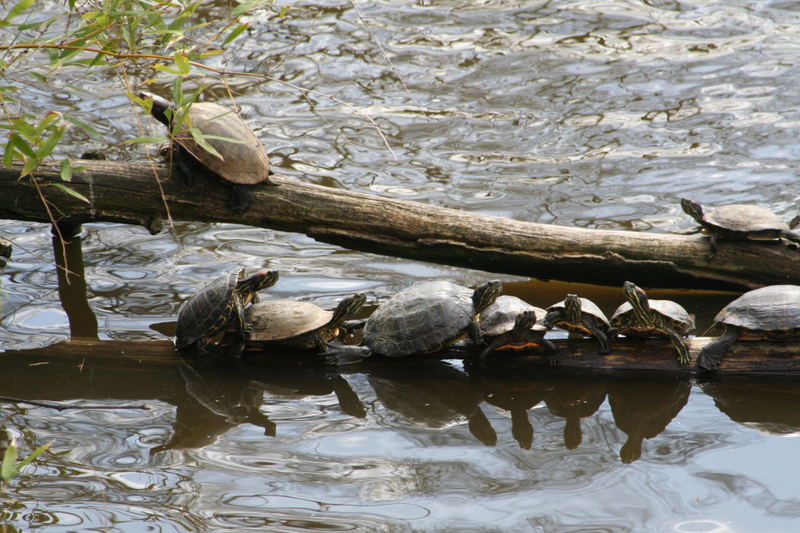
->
(698, 326, 740, 371)
(706, 233, 719, 262)
(664, 327, 691, 366)
(476, 339, 501, 366)
(585, 323, 611, 355)
(468, 320, 484, 345)
(542, 337, 560, 367)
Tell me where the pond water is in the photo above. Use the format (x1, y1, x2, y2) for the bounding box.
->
(2, 0, 800, 531)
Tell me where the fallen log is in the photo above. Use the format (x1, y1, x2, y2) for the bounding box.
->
(1, 160, 799, 290)
(7, 336, 800, 377)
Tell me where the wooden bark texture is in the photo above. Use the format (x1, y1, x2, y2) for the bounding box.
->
(1, 160, 799, 289)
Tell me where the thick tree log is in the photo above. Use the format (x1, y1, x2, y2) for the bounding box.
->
(7, 336, 800, 377)
(1, 160, 798, 289)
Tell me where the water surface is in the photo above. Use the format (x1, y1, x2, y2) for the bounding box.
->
(2, 0, 800, 531)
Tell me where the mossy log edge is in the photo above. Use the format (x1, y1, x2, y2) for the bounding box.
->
(7, 336, 800, 377)
(1, 160, 799, 289)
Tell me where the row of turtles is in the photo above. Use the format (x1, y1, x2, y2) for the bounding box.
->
(137, 91, 800, 261)
(173, 266, 800, 371)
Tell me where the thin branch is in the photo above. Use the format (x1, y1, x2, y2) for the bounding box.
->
(0, 397, 151, 411)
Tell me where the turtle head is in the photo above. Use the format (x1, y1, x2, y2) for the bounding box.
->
(331, 293, 367, 324)
(680, 198, 704, 223)
(472, 280, 502, 314)
(623, 281, 653, 326)
(564, 294, 582, 324)
(238, 270, 279, 299)
(139, 91, 175, 127)
(513, 310, 538, 332)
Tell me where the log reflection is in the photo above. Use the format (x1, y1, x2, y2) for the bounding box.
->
(52, 225, 98, 339)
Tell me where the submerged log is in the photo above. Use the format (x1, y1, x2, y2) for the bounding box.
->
(1, 160, 799, 290)
(7, 336, 800, 377)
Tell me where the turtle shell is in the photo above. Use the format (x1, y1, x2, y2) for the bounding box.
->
(364, 280, 485, 357)
(175, 270, 240, 349)
(245, 300, 333, 342)
(611, 299, 694, 335)
(546, 296, 610, 328)
(714, 285, 800, 337)
(481, 296, 548, 338)
(703, 204, 790, 236)
(176, 102, 270, 185)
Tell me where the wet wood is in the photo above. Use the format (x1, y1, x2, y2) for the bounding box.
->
(1, 160, 799, 290)
(7, 336, 800, 377)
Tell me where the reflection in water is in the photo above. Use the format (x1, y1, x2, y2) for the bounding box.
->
(608, 378, 691, 463)
(544, 379, 607, 450)
(366, 359, 497, 446)
(701, 380, 800, 435)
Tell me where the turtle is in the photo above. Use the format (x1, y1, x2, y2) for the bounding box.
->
(243, 293, 367, 352)
(478, 295, 557, 365)
(140, 91, 274, 213)
(681, 198, 800, 260)
(175, 269, 279, 354)
(610, 281, 695, 366)
(698, 285, 800, 371)
(544, 294, 612, 354)
(326, 279, 502, 361)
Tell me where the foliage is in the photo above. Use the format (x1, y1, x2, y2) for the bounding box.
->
(0, 431, 52, 487)
(0, 0, 277, 180)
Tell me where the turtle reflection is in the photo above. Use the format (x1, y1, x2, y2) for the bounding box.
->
(544, 379, 607, 450)
(153, 354, 364, 454)
(608, 379, 690, 463)
(366, 359, 497, 446)
(701, 380, 800, 435)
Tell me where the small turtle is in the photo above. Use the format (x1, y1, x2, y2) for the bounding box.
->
(140, 91, 274, 213)
(610, 281, 695, 366)
(544, 294, 612, 354)
(244, 293, 367, 352)
(698, 285, 800, 371)
(175, 269, 279, 353)
(478, 295, 557, 364)
(681, 198, 800, 259)
(327, 279, 502, 360)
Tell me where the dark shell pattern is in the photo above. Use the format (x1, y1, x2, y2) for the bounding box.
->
(175, 271, 240, 348)
(364, 280, 477, 356)
(611, 299, 694, 334)
(715, 285, 800, 335)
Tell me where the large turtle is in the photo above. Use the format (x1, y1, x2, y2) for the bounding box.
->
(243, 293, 367, 352)
(544, 294, 612, 354)
(175, 269, 279, 354)
(698, 285, 800, 371)
(610, 281, 695, 366)
(327, 279, 502, 361)
(140, 91, 274, 213)
(478, 295, 557, 365)
(681, 198, 800, 259)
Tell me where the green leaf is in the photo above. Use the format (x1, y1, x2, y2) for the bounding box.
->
(51, 182, 90, 204)
(174, 53, 190, 76)
(232, 0, 267, 18)
(36, 125, 67, 159)
(7, 133, 36, 158)
(154, 64, 183, 76)
(279, 6, 290, 18)
(60, 159, 73, 182)
(11, 118, 36, 138)
(124, 135, 169, 145)
(15, 441, 53, 471)
(1, 440, 18, 482)
(3, 0, 35, 22)
(223, 23, 249, 45)
(189, 127, 224, 160)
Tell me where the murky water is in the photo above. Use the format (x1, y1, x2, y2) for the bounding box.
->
(2, 0, 800, 531)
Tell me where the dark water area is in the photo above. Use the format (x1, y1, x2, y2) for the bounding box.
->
(2, 0, 800, 531)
